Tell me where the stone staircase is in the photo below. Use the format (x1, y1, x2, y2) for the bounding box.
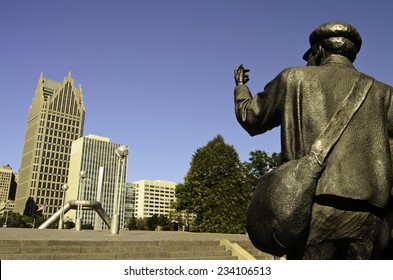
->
(0, 239, 238, 260)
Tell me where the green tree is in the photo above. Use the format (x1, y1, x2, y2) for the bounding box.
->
(179, 135, 251, 233)
(147, 214, 159, 230)
(0, 211, 27, 228)
(127, 215, 138, 230)
(25, 214, 46, 228)
(81, 223, 93, 230)
(157, 215, 171, 230)
(243, 150, 281, 190)
(145, 214, 171, 231)
(173, 183, 195, 219)
(64, 219, 75, 229)
(168, 209, 189, 231)
(135, 217, 147, 230)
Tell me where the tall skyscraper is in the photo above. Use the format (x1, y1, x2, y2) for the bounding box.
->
(15, 73, 85, 216)
(66, 135, 128, 230)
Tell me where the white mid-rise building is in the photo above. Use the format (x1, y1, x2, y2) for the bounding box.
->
(130, 180, 176, 219)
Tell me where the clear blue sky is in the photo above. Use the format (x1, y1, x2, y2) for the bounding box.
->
(1, 0, 393, 183)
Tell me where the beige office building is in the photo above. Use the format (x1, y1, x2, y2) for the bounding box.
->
(132, 180, 176, 218)
(15, 73, 85, 216)
(66, 135, 128, 230)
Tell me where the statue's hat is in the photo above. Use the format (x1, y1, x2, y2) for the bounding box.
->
(303, 22, 362, 61)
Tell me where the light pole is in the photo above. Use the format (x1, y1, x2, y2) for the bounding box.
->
(75, 170, 86, 231)
(58, 184, 69, 229)
(111, 145, 128, 234)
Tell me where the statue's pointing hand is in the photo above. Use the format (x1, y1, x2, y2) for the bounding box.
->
(234, 64, 250, 86)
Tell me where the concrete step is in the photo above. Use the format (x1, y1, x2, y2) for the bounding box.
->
(0, 239, 220, 247)
(0, 245, 227, 254)
(235, 240, 275, 260)
(0, 253, 239, 260)
(0, 239, 236, 260)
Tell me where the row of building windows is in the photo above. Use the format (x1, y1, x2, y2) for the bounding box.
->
(36, 197, 60, 206)
(143, 205, 170, 209)
(40, 119, 78, 130)
(43, 136, 73, 147)
(44, 136, 75, 147)
(40, 150, 71, 161)
(145, 185, 174, 191)
(143, 212, 169, 217)
(37, 189, 62, 198)
(34, 148, 71, 159)
(47, 124, 79, 135)
(31, 171, 67, 182)
(39, 165, 68, 175)
(48, 114, 80, 126)
(143, 194, 174, 200)
(37, 128, 79, 142)
(38, 173, 66, 184)
(144, 190, 175, 195)
(32, 159, 69, 170)
(41, 157, 68, 166)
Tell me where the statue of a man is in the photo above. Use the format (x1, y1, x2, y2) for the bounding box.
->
(234, 22, 393, 259)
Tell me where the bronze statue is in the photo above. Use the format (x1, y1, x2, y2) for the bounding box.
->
(234, 22, 393, 259)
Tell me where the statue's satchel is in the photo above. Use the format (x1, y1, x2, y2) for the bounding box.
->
(247, 73, 374, 257)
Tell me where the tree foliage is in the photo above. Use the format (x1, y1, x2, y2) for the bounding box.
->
(127, 215, 147, 230)
(243, 150, 281, 190)
(64, 219, 75, 229)
(0, 211, 46, 228)
(177, 135, 251, 233)
(146, 214, 172, 231)
(127, 215, 138, 230)
(146, 214, 160, 230)
(173, 135, 281, 234)
(127, 215, 172, 231)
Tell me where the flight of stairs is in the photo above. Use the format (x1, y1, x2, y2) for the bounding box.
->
(0, 239, 238, 260)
